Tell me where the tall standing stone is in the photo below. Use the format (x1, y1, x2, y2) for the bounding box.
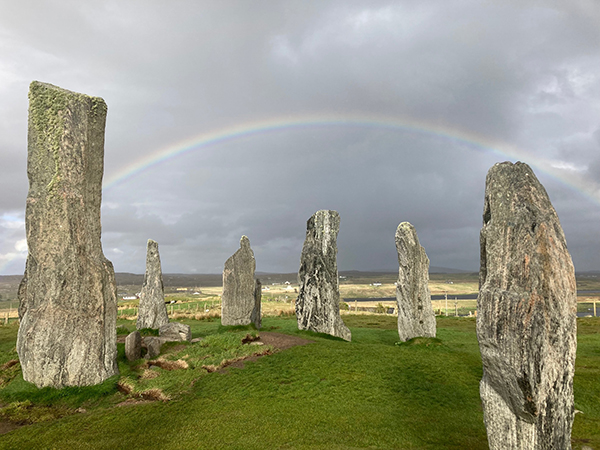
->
(251, 279, 262, 329)
(221, 236, 261, 328)
(296, 210, 351, 341)
(395, 222, 436, 342)
(137, 239, 169, 330)
(477, 161, 577, 449)
(17, 81, 118, 388)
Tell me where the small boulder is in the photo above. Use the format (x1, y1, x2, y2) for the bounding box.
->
(125, 331, 142, 361)
(159, 322, 191, 342)
(143, 337, 163, 359)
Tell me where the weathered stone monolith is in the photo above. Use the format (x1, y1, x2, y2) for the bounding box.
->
(221, 236, 261, 328)
(137, 239, 169, 330)
(17, 81, 118, 388)
(395, 222, 436, 342)
(251, 279, 262, 329)
(296, 210, 351, 341)
(477, 161, 577, 450)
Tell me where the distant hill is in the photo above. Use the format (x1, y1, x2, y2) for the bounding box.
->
(429, 266, 474, 274)
(1, 268, 476, 295)
(115, 272, 223, 287)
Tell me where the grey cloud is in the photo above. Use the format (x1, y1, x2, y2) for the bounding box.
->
(1, 1, 599, 275)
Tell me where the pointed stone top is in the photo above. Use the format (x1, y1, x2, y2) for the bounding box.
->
(240, 235, 250, 248)
(311, 209, 339, 220)
(484, 161, 557, 233)
(396, 222, 418, 245)
(146, 239, 159, 260)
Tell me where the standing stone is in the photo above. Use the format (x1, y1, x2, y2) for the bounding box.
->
(137, 239, 169, 330)
(221, 236, 261, 328)
(17, 81, 118, 388)
(251, 279, 262, 329)
(125, 331, 142, 361)
(395, 222, 436, 342)
(296, 210, 351, 341)
(477, 161, 577, 450)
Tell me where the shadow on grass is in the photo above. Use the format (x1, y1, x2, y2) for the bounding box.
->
(217, 323, 258, 333)
(395, 336, 443, 347)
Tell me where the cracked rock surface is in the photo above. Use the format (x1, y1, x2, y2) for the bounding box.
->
(296, 210, 350, 341)
(221, 236, 261, 328)
(395, 222, 436, 342)
(477, 161, 577, 450)
(137, 239, 169, 330)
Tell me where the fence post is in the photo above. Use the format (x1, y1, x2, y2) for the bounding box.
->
(445, 292, 448, 317)
(594, 300, 597, 317)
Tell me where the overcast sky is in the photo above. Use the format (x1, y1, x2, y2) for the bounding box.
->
(1, 1, 599, 275)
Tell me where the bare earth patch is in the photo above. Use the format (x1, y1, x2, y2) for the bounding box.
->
(0, 420, 21, 434)
(258, 332, 313, 350)
(0, 402, 21, 435)
(219, 332, 313, 371)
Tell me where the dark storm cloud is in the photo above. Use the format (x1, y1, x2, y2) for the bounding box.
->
(0, 1, 599, 274)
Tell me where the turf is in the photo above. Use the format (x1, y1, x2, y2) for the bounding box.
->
(0, 316, 599, 449)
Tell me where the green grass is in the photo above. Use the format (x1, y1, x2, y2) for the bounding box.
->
(0, 316, 599, 449)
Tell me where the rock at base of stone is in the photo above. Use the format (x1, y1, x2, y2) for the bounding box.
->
(477, 161, 577, 449)
(16, 81, 118, 388)
(125, 331, 142, 361)
(137, 239, 169, 330)
(159, 322, 191, 342)
(296, 210, 351, 341)
(143, 337, 162, 359)
(395, 222, 436, 342)
(221, 236, 261, 328)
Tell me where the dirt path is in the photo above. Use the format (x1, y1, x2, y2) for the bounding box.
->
(218, 332, 313, 371)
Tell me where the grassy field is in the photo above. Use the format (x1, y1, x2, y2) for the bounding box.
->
(1, 315, 599, 449)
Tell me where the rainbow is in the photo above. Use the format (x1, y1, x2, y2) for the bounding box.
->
(2, 114, 598, 275)
(102, 113, 600, 206)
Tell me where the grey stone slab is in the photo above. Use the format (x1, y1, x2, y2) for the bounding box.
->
(17, 81, 118, 388)
(395, 222, 436, 342)
(221, 236, 261, 328)
(125, 331, 142, 361)
(296, 210, 351, 341)
(159, 322, 191, 342)
(477, 161, 577, 449)
(142, 336, 163, 359)
(137, 239, 169, 330)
